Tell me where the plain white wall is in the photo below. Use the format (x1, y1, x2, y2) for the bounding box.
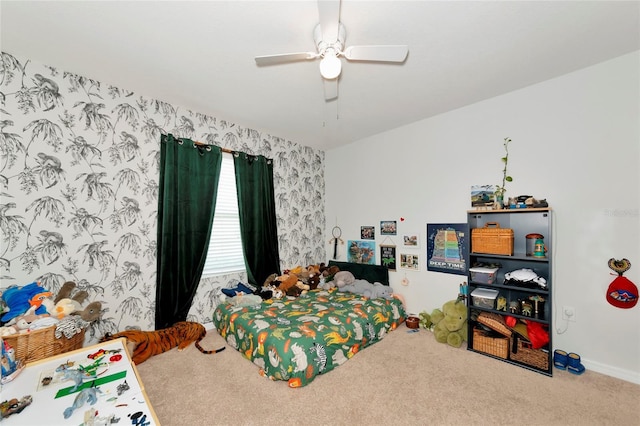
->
(324, 51, 639, 383)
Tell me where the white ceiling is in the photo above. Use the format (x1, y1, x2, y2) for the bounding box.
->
(1, 1, 639, 151)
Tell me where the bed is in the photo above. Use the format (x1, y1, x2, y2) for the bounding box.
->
(212, 261, 406, 387)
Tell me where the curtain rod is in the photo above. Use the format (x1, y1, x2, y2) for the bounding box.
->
(191, 139, 234, 155)
(176, 135, 272, 162)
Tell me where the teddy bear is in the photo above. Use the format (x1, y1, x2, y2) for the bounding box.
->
(297, 264, 322, 290)
(333, 271, 356, 288)
(340, 279, 394, 299)
(321, 265, 340, 279)
(273, 273, 310, 297)
(258, 273, 281, 300)
(430, 299, 468, 348)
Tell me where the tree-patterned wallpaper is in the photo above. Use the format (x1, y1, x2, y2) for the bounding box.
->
(0, 51, 326, 343)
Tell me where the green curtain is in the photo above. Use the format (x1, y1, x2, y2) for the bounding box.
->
(234, 152, 281, 287)
(155, 134, 222, 329)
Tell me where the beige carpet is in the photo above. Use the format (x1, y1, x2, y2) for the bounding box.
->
(136, 325, 639, 426)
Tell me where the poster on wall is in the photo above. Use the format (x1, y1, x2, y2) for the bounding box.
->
(347, 240, 376, 264)
(426, 223, 468, 275)
(380, 245, 397, 270)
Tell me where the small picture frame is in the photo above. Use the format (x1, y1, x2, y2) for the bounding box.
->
(361, 226, 375, 240)
(400, 253, 420, 270)
(403, 234, 419, 248)
(380, 220, 397, 235)
(471, 184, 496, 207)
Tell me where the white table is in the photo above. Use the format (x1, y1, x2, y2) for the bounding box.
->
(1, 337, 159, 425)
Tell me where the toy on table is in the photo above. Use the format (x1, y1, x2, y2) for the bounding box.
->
(0, 395, 32, 419)
(63, 386, 102, 419)
(55, 363, 95, 392)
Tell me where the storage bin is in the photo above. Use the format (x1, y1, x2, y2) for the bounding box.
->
(476, 312, 512, 337)
(2, 325, 85, 364)
(510, 336, 549, 370)
(471, 222, 514, 255)
(471, 288, 499, 309)
(469, 266, 499, 284)
(473, 327, 509, 359)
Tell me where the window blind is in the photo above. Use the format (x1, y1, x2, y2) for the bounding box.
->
(202, 153, 245, 276)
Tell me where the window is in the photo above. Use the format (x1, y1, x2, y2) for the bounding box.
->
(201, 153, 245, 276)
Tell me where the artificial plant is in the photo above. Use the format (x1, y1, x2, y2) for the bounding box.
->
(495, 137, 513, 198)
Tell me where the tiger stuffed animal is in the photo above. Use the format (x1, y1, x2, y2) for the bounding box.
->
(100, 321, 225, 364)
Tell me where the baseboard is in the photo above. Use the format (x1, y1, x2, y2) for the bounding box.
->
(583, 357, 640, 385)
(204, 321, 215, 331)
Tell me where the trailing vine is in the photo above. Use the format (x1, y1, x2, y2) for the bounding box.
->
(496, 137, 513, 197)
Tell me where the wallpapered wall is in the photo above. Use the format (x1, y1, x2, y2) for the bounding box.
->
(0, 51, 326, 341)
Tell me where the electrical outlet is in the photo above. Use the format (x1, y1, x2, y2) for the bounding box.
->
(562, 306, 576, 322)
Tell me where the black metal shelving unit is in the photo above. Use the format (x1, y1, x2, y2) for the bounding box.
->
(467, 208, 553, 376)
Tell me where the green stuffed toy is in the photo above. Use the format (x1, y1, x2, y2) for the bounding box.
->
(430, 299, 468, 348)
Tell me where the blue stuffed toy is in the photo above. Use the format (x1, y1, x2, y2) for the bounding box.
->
(1, 282, 49, 323)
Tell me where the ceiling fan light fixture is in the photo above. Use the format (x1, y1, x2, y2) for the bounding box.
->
(319, 50, 341, 80)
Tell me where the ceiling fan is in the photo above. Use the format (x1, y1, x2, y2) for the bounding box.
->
(254, 0, 409, 101)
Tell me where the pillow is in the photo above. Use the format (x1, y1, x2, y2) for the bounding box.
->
(221, 283, 254, 298)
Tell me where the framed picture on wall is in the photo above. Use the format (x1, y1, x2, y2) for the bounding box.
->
(380, 221, 397, 235)
(380, 245, 397, 270)
(361, 226, 375, 240)
(347, 240, 376, 264)
(402, 234, 419, 248)
(426, 223, 469, 275)
(400, 253, 419, 270)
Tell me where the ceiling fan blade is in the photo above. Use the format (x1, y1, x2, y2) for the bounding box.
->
(323, 79, 338, 101)
(343, 45, 409, 62)
(255, 52, 317, 66)
(317, 0, 341, 43)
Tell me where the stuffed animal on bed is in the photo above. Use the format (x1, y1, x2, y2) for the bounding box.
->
(340, 279, 393, 299)
(321, 265, 340, 279)
(274, 273, 310, 297)
(333, 271, 356, 288)
(297, 265, 322, 290)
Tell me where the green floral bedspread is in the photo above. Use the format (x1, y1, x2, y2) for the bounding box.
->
(213, 289, 406, 387)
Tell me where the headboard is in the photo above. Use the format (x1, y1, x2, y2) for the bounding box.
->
(327, 260, 390, 286)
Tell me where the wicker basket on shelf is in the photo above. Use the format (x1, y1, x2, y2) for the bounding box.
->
(471, 222, 514, 255)
(510, 336, 549, 370)
(476, 312, 512, 337)
(2, 325, 85, 364)
(472, 327, 509, 359)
